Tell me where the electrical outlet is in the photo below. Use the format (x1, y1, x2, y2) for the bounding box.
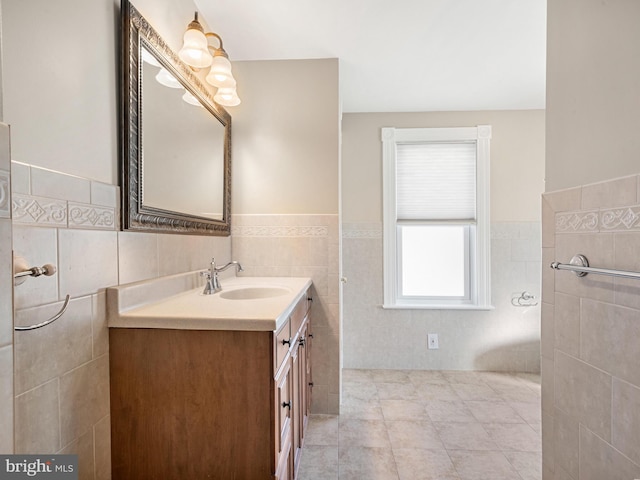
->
(427, 333, 439, 350)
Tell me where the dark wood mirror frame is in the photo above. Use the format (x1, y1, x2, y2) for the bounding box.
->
(120, 0, 231, 235)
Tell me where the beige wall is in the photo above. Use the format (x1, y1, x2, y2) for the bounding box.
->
(343, 110, 545, 223)
(2, 0, 118, 184)
(231, 59, 340, 214)
(545, 0, 640, 192)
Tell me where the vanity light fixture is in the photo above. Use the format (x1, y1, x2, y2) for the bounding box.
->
(178, 12, 241, 107)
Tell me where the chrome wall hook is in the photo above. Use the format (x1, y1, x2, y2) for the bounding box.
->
(511, 291, 538, 307)
(13, 253, 57, 286)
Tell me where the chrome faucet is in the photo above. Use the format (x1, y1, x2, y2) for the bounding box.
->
(200, 257, 243, 295)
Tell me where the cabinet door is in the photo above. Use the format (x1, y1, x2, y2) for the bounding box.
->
(274, 357, 295, 480)
(299, 322, 309, 442)
(293, 319, 312, 477)
(304, 318, 312, 430)
(275, 358, 292, 459)
(292, 338, 303, 475)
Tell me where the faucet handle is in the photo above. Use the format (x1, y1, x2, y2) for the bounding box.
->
(200, 270, 212, 279)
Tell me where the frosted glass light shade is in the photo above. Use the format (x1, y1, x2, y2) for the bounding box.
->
(214, 87, 241, 107)
(206, 55, 233, 87)
(206, 72, 236, 89)
(141, 48, 161, 67)
(155, 68, 182, 88)
(182, 91, 203, 107)
(179, 28, 213, 68)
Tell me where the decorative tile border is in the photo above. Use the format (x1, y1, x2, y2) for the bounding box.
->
(68, 202, 116, 230)
(12, 193, 117, 230)
(0, 170, 9, 219)
(556, 205, 640, 234)
(12, 193, 67, 226)
(601, 206, 640, 231)
(556, 210, 599, 233)
(231, 225, 328, 237)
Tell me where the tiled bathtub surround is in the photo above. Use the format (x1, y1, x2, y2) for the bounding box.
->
(342, 221, 541, 372)
(232, 214, 340, 414)
(541, 173, 640, 479)
(11, 162, 232, 479)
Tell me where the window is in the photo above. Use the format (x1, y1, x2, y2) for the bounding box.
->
(382, 126, 492, 309)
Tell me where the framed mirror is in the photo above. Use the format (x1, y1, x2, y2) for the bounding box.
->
(121, 0, 231, 235)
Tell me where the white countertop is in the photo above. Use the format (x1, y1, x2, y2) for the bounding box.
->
(107, 275, 312, 332)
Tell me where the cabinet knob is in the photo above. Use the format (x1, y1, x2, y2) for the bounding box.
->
(282, 401, 291, 410)
(308, 382, 314, 387)
(281, 338, 291, 346)
(308, 333, 314, 339)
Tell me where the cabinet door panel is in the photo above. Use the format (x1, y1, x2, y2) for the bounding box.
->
(275, 358, 292, 455)
(276, 436, 293, 480)
(304, 317, 313, 429)
(292, 339, 302, 474)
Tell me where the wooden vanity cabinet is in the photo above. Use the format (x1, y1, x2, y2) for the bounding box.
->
(109, 289, 312, 480)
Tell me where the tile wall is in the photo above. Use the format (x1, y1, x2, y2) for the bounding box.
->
(541, 174, 640, 479)
(0, 124, 14, 453)
(342, 221, 541, 372)
(231, 214, 341, 414)
(10, 161, 231, 479)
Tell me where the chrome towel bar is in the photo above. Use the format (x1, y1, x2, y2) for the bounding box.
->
(14, 295, 71, 331)
(550, 254, 640, 280)
(13, 254, 71, 331)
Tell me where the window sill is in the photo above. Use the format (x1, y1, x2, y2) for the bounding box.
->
(382, 303, 495, 311)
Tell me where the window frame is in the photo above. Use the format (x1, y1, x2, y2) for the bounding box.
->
(382, 126, 492, 310)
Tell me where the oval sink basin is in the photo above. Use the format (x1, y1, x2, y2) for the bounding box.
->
(219, 286, 291, 300)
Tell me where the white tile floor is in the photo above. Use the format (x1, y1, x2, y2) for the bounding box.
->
(298, 369, 542, 480)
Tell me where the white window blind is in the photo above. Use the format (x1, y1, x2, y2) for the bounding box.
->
(396, 142, 476, 221)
